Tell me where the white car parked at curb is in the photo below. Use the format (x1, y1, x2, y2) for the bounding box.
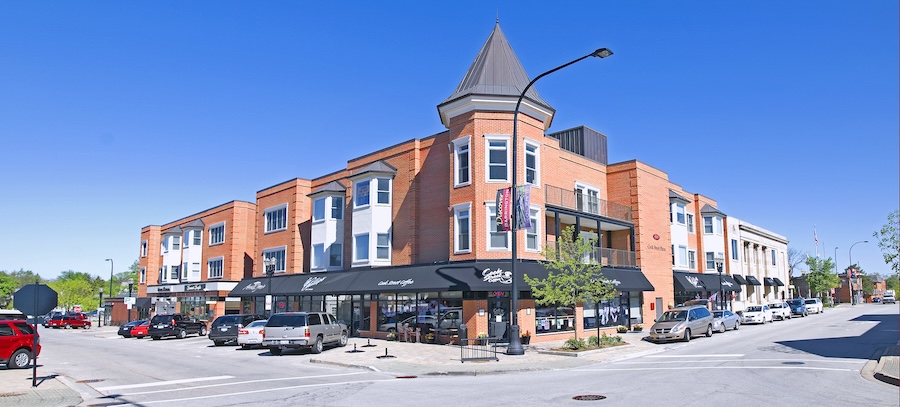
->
(742, 305, 773, 324)
(769, 302, 792, 320)
(804, 298, 824, 314)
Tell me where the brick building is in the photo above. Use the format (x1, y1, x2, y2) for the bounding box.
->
(137, 23, 789, 343)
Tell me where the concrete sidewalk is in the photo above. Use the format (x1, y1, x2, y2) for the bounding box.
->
(0, 368, 81, 407)
(873, 344, 900, 386)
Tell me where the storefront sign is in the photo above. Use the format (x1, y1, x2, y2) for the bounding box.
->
(482, 268, 512, 284)
(157, 286, 172, 292)
(301, 276, 327, 291)
(646, 244, 667, 251)
(721, 280, 734, 287)
(243, 281, 265, 293)
(685, 275, 703, 288)
(185, 283, 206, 292)
(377, 279, 415, 287)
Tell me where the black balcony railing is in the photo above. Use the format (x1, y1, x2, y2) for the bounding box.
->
(544, 185, 632, 222)
(545, 240, 637, 268)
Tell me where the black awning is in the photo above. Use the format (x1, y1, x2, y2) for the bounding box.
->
(772, 277, 785, 287)
(745, 275, 762, 286)
(276, 271, 358, 295)
(599, 268, 655, 291)
(732, 274, 749, 285)
(228, 275, 295, 296)
(695, 273, 742, 293)
(763, 277, 776, 286)
(673, 271, 707, 292)
(135, 297, 152, 309)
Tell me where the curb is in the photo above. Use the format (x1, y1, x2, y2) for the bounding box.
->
(873, 352, 900, 387)
(535, 343, 634, 357)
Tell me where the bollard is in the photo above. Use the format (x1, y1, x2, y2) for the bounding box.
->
(346, 343, 364, 353)
(376, 347, 396, 359)
(362, 338, 377, 347)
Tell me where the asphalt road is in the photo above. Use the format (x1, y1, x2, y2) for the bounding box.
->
(37, 303, 899, 406)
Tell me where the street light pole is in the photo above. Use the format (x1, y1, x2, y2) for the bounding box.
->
(849, 240, 868, 306)
(715, 256, 725, 311)
(105, 258, 113, 326)
(98, 288, 103, 328)
(507, 47, 613, 356)
(263, 257, 276, 317)
(834, 246, 840, 303)
(127, 282, 134, 323)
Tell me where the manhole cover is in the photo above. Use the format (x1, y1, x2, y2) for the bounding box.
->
(0, 392, 25, 397)
(77, 379, 105, 383)
(573, 395, 607, 401)
(782, 361, 805, 365)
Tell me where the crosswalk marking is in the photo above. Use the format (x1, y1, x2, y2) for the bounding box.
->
(122, 372, 368, 396)
(95, 375, 234, 391)
(646, 354, 744, 358)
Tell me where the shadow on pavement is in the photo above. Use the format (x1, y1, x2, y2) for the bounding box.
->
(775, 314, 898, 360)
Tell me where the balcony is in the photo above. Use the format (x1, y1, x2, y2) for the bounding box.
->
(544, 185, 632, 223)
(545, 240, 637, 268)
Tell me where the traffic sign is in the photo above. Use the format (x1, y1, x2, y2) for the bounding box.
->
(13, 284, 58, 316)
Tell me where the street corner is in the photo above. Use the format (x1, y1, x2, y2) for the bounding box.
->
(0, 368, 82, 407)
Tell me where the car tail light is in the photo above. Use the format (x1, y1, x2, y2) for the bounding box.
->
(304, 327, 310, 338)
(171, 319, 176, 326)
(261, 329, 265, 338)
(238, 329, 248, 335)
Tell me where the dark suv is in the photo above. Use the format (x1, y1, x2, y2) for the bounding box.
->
(0, 320, 40, 369)
(149, 314, 207, 340)
(208, 314, 266, 346)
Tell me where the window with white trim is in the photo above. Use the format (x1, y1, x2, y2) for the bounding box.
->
(487, 204, 509, 250)
(355, 181, 370, 207)
(575, 184, 600, 214)
(193, 230, 201, 246)
(141, 240, 148, 257)
(265, 205, 288, 233)
(714, 217, 723, 235)
(678, 245, 687, 267)
(170, 265, 179, 280)
(454, 204, 471, 253)
(485, 136, 509, 182)
(731, 239, 739, 261)
(526, 207, 540, 251)
(674, 203, 685, 225)
(454, 137, 471, 186)
(312, 244, 325, 269)
(706, 252, 715, 270)
(331, 197, 343, 219)
(524, 140, 540, 185)
(771, 250, 776, 266)
(209, 223, 225, 245)
(703, 216, 713, 234)
(172, 236, 181, 250)
(182, 262, 188, 279)
(688, 250, 697, 270)
(162, 238, 168, 253)
(376, 178, 391, 205)
(376, 233, 390, 260)
(686, 214, 694, 233)
(140, 267, 146, 283)
(208, 258, 223, 279)
(313, 198, 326, 221)
(263, 247, 286, 273)
(329, 243, 342, 267)
(354, 234, 369, 261)
(192, 262, 200, 277)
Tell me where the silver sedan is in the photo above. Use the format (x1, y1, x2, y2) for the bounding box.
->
(712, 310, 741, 333)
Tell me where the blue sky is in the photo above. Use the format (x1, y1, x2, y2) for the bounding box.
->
(1, 2, 896, 280)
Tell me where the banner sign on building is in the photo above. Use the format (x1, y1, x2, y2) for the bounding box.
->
(516, 184, 532, 229)
(495, 187, 512, 232)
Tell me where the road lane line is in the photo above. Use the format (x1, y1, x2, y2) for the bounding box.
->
(95, 375, 235, 391)
(646, 354, 744, 358)
(121, 372, 368, 395)
(616, 359, 863, 365)
(578, 366, 857, 372)
(138, 379, 401, 405)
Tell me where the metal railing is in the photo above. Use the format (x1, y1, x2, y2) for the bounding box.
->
(544, 185, 632, 222)
(459, 337, 500, 362)
(546, 240, 637, 268)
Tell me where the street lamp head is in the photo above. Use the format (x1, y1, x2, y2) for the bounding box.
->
(105, 258, 112, 262)
(591, 48, 613, 58)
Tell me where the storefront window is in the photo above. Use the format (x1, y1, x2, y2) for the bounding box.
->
(377, 293, 399, 332)
(359, 295, 372, 331)
(535, 305, 575, 333)
(583, 296, 628, 329)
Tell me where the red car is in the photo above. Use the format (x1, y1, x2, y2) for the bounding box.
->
(47, 315, 92, 329)
(130, 321, 150, 339)
(0, 320, 41, 369)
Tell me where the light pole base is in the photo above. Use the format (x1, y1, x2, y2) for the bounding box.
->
(506, 325, 525, 355)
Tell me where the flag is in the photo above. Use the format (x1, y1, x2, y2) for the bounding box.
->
(709, 291, 718, 303)
(516, 184, 532, 230)
(495, 188, 512, 232)
(814, 226, 819, 257)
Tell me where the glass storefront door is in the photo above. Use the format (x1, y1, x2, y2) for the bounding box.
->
(488, 296, 510, 341)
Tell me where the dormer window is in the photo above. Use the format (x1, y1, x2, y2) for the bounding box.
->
(376, 178, 391, 204)
(355, 181, 370, 207)
(313, 198, 326, 221)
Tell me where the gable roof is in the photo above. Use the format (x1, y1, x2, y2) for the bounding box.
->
(308, 180, 347, 197)
(668, 190, 691, 204)
(700, 204, 727, 217)
(351, 160, 397, 178)
(183, 219, 205, 229)
(162, 225, 183, 235)
(439, 23, 552, 111)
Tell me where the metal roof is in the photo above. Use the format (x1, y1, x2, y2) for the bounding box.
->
(162, 226, 182, 235)
(351, 160, 397, 178)
(668, 190, 691, 204)
(308, 180, 347, 197)
(700, 204, 727, 217)
(439, 23, 552, 111)
(183, 219, 205, 229)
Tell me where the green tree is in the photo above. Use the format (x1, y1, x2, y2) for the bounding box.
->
(887, 274, 899, 292)
(7, 269, 44, 288)
(854, 265, 875, 296)
(788, 247, 806, 277)
(49, 278, 96, 312)
(805, 256, 839, 298)
(873, 210, 899, 274)
(525, 225, 616, 342)
(0, 273, 18, 308)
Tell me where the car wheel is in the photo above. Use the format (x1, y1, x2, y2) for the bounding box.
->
(270, 347, 282, 356)
(177, 330, 187, 339)
(718, 324, 726, 334)
(199, 326, 207, 336)
(683, 329, 691, 342)
(339, 331, 349, 347)
(733, 321, 740, 331)
(10, 349, 31, 369)
(136, 336, 144, 339)
(65, 324, 71, 329)
(85, 324, 91, 329)
(240, 344, 250, 350)
(311, 336, 324, 354)
(151, 336, 160, 340)
(705, 325, 713, 337)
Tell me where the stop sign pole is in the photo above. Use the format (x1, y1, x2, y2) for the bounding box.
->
(14, 281, 57, 387)
(31, 279, 38, 387)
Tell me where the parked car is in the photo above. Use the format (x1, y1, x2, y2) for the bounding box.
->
(118, 320, 146, 338)
(47, 315, 92, 329)
(787, 298, 808, 317)
(769, 302, 792, 320)
(208, 314, 266, 346)
(263, 312, 348, 355)
(873, 297, 882, 303)
(883, 294, 896, 304)
(742, 305, 773, 324)
(148, 314, 207, 340)
(712, 310, 741, 333)
(648, 305, 714, 342)
(130, 321, 150, 339)
(804, 298, 824, 314)
(237, 320, 268, 349)
(0, 320, 40, 369)
(378, 312, 462, 333)
(0, 310, 27, 321)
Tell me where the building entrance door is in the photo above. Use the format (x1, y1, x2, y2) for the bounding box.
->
(488, 297, 510, 341)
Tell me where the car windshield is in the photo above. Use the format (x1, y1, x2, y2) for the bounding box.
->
(150, 315, 174, 324)
(266, 314, 306, 327)
(770, 303, 783, 308)
(804, 299, 817, 304)
(658, 310, 687, 322)
(788, 299, 803, 306)
(247, 320, 267, 327)
(746, 306, 763, 312)
(212, 316, 242, 327)
(713, 311, 725, 318)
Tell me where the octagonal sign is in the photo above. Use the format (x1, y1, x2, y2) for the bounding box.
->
(14, 284, 58, 316)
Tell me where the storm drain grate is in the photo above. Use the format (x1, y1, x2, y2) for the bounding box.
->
(77, 379, 105, 383)
(573, 395, 607, 401)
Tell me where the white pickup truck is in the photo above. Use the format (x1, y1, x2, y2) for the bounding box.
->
(883, 290, 896, 304)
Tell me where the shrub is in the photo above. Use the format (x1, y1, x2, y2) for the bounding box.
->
(564, 337, 587, 350)
(599, 333, 623, 346)
(588, 335, 600, 347)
